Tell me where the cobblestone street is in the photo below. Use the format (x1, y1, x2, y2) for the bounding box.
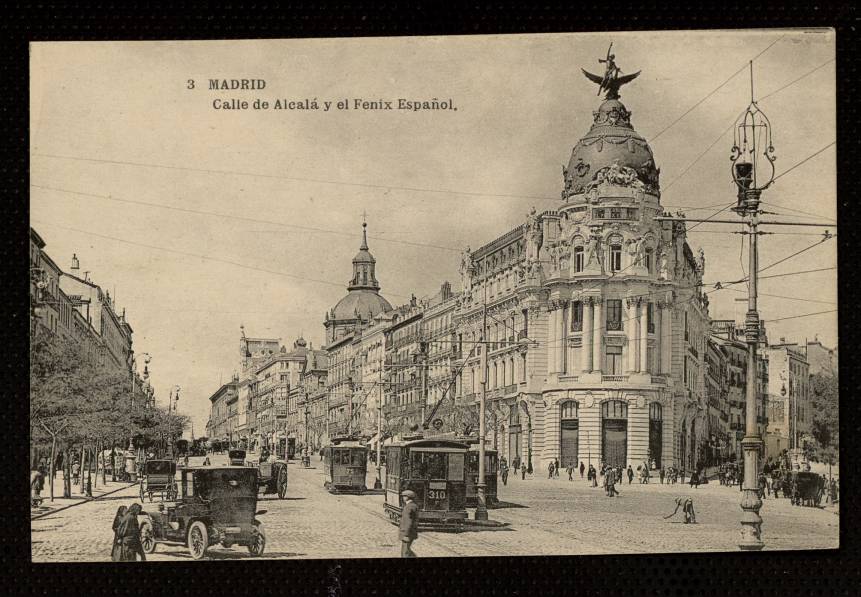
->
(31, 455, 838, 562)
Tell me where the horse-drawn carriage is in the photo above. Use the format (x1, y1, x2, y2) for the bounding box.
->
(785, 471, 825, 507)
(140, 459, 178, 502)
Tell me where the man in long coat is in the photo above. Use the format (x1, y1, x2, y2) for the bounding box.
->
(399, 490, 419, 557)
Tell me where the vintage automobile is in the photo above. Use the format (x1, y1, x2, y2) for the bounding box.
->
(248, 457, 289, 499)
(139, 459, 178, 502)
(138, 466, 266, 560)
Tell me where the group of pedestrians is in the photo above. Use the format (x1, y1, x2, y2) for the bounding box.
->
(111, 503, 147, 562)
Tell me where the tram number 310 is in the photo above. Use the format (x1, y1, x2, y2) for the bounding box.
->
(427, 489, 446, 500)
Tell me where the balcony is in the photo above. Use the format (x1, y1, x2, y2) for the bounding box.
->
(650, 375, 667, 385)
(517, 329, 528, 340)
(504, 384, 517, 395)
(602, 375, 628, 383)
(606, 319, 622, 332)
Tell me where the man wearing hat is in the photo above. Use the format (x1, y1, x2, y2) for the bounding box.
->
(399, 490, 419, 557)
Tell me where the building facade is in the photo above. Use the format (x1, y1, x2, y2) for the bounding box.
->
(764, 341, 811, 458)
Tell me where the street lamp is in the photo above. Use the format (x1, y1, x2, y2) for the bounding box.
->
(730, 62, 775, 552)
(166, 385, 180, 457)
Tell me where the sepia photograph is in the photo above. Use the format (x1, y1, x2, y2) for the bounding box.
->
(29, 29, 838, 562)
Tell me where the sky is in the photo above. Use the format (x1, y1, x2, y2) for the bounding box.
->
(30, 30, 837, 436)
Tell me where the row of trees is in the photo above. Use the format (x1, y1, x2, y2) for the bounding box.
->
(807, 368, 839, 466)
(30, 324, 187, 501)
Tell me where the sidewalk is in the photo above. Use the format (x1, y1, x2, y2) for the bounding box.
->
(31, 472, 136, 519)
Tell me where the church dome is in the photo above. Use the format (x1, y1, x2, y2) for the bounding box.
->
(562, 99, 660, 198)
(331, 289, 392, 322)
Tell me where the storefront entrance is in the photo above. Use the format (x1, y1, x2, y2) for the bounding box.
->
(601, 400, 628, 468)
(560, 401, 579, 468)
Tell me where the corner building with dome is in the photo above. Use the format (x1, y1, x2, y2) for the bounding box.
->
(316, 59, 713, 474)
(453, 68, 712, 474)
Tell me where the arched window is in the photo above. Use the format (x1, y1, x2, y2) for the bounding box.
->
(649, 401, 663, 468)
(601, 400, 628, 419)
(601, 400, 628, 467)
(561, 400, 578, 419)
(560, 400, 579, 468)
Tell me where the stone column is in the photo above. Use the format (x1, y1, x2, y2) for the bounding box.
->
(582, 298, 593, 372)
(654, 305, 662, 374)
(640, 301, 649, 373)
(626, 298, 637, 373)
(592, 298, 603, 374)
(549, 304, 560, 374)
(556, 304, 566, 374)
(660, 301, 672, 375)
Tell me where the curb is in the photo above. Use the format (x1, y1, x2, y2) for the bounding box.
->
(31, 482, 138, 521)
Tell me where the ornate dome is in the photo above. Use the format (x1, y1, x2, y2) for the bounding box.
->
(331, 289, 392, 322)
(562, 99, 660, 198)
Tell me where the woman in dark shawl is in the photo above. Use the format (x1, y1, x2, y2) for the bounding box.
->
(111, 505, 127, 562)
(116, 503, 146, 561)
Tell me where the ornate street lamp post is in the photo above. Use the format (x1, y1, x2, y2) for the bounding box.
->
(730, 62, 776, 551)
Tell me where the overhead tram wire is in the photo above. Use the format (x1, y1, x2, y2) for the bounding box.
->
(762, 309, 837, 324)
(772, 141, 836, 183)
(662, 57, 835, 194)
(648, 34, 785, 143)
(760, 201, 836, 223)
(32, 153, 562, 205)
(31, 219, 419, 301)
(31, 183, 463, 254)
(759, 57, 836, 102)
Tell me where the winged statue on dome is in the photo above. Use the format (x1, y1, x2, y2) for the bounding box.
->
(581, 43, 641, 100)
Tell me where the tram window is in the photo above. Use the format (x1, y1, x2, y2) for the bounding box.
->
(336, 450, 349, 465)
(448, 453, 465, 480)
(351, 451, 364, 466)
(409, 452, 447, 479)
(486, 455, 497, 473)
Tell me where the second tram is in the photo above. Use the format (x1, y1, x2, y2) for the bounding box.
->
(322, 438, 368, 494)
(465, 443, 499, 507)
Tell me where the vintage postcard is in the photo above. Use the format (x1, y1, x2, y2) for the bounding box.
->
(30, 29, 837, 561)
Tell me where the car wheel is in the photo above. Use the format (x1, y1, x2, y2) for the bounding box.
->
(247, 526, 265, 556)
(139, 521, 157, 554)
(187, 521, 208, 560)
(277, 468, 288, 499)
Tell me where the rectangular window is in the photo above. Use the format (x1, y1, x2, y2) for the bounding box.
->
(574, 247, 584, 272)
(570, 301, 583, 332)
(594, 208, 605, 219)
(610, 207, 622, 219)
(606, 346, 623, 375)
(647, 302, 654, 333)
(606, 299, 622, 331)
(610, 245, 622, 272)
(644, 248, 653, 273)
(684, 311, 689, 341)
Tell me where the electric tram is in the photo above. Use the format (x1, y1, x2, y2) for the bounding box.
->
(383, 436, 469, 528)
(464, 442, 499, 507)
(322, 437, 368, 494)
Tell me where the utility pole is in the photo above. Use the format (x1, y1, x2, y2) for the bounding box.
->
(475, 282, 489, 521)
(654, 63, 835, 551)
(374, 364, 384, 490)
